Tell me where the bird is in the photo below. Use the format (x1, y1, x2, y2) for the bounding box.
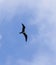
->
(19, 23, 27, 42)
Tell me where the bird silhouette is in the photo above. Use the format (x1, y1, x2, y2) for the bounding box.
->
(19, 23, 27, 42)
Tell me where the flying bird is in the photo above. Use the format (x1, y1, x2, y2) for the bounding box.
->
(19, 23, 27, 42)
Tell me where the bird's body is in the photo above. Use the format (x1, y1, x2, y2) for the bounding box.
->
(19, 24, 27, 42)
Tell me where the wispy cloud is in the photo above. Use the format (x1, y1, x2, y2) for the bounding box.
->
(0, 0, 37, 24)
(15, 0, 56, 65)
(0, 0, 56, 65)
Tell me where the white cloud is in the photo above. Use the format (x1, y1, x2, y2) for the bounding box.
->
(0, 0, 38, 24)
(0, 0, 56, 65)
(16, 51, 56, 65)
(0, 0, 56, 24)
(28, 0, 56, 52)
(15, 0, 56, 65)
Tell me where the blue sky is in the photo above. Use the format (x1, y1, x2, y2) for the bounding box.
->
(0, 0, 56, 65)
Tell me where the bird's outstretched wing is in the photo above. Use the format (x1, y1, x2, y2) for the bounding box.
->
(22, 24, 25, 32)
(23, 32, 27, 42)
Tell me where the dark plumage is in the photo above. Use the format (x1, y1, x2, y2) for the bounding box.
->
(19, 23, 27, 42)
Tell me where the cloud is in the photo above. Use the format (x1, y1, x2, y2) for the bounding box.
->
(0, 0, 56, 24)
(0, 0, 38, 24)
(16, 0, 56, 65)
(28, 0, 56, 52)
(0, 0, 56, 65)
(16, 51, 56, 65)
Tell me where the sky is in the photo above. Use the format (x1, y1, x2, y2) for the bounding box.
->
(0, 0, 56, 65)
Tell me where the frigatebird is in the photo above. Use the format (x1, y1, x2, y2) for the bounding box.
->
(19, 24, 27, 42)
